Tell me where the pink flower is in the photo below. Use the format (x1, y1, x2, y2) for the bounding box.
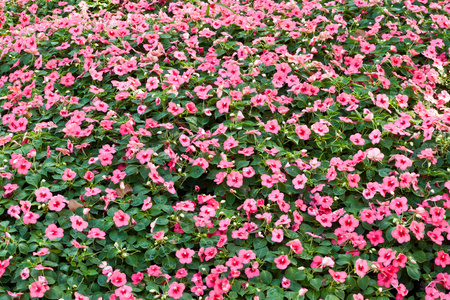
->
(389, 197, 408, 215)
(48, 195, 68, 211)
(167, 102, 185, 116)
(60, 72, 75, 87)
(274, 255, 290, 270)
(45, 224, 64, 240)
(109, 270, 127, 287)
(23, 211, 39, 225)
(152, 231, 165, 241)
(238, 249, 255, 264)
(366, 148, 384, 161)
(35, 187, 52, 203)
(311, 121, 329, 136)
(271, 228, 284, 243)
(227, 171, 243, 188)
(168, 282, 185, 299)
(113, 210, 130, 227)
(85, 187, 101, 197)
(87, 228, 106, 239)
(391, 225, 410, 243)
(20, 267, 30, 280)
(232, 228, 249, 240)
(131, 272, 143, 285)
(295, 124, 311, 140)
(216, 97, 231, 114)
(286, 239, 303, 254)
(186, 102, 198, 113)
(281, 277, 291, 288)
(175, 268, 188, 279)
(427, 228, 444, 245)
(355, 259, 369, 277)
(226, 256, 244, 270)
(378, 248, 396, 266)
(350, 133, 365, 145)
(147, 265, 162, 277)
(33, 248, 50, 256)
(292, 174, 307, 190)
(417, 148, 437, 164)
(62, 168, 76, 181)
(409, 221, 425, 240)
(223, 136, 239, 151)
(311, 256, 335, 269)
(329, 269, 347, 283)
(136, 149, 154, 164)
(29, 281, 48, 298)
(111, 169, 126, 184)
(70, 215, 88, 231)
(75, 292, 89, 300)
(347, 173, 360, 188)
(264, 119, 281, 134)
(114, 285, 132, 299)
(339, 214, 359, 232)
(435, 251, 450, 268)
(176, 248, 195, 264)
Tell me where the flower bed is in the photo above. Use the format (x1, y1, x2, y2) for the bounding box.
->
(0, 0, 450, 299)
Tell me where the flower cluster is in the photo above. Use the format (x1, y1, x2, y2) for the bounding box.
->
(0, 0, 449, 299)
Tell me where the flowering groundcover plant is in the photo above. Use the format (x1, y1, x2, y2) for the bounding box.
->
(0, 0, 450, 299)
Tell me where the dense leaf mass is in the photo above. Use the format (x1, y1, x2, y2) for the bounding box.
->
(0, 0, 450, 299)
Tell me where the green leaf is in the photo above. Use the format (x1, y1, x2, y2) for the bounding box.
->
(413, 251, 427, 263)
(188, 166, 204, 178)
(179, 217, 195, 233)
(125, 255, 138, 266)
(378, 168, 392, 177)
(162, 256, 176, 271)
(45, 286, 65, 299)
(266, 287, 284, 299)
(260, 270, 273, 285)
(380, 138, 393, 149)
(145, 249, 157, 261)
(310, 278, 322, 291)
(19, 243, 28, 254)
(286, 267, 305, 281)
(286, 166, 302, 177)
(357, 276, 369, 290)
(325, 295, 340, 300)
(26, 173, 41, 187)
(333, 186, 346, 196)
(315, 246, 331, 255)
(406, 266, 421, 281)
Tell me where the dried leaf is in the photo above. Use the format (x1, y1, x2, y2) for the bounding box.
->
(354, 29, 366, 39)
(115, 184, 133, 199)
(68, 199, 92, 220)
